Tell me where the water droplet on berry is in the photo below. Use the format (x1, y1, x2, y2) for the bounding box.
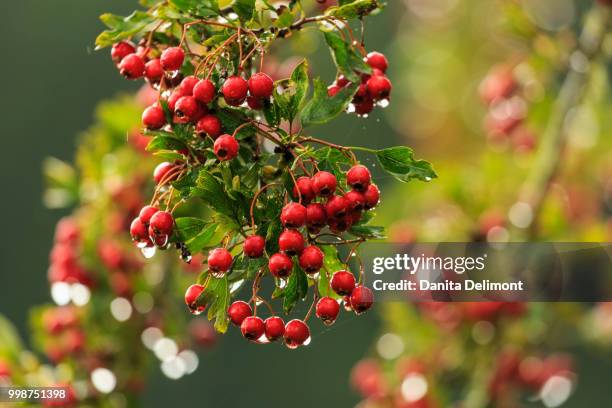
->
(303, 336, 312, 346)
(347, 103, 356, 113)
(285, 340, 298, 350)
(278, 278, 288, 289)
(378, 99, 390, 108)
(141, 246, 156, 259)
(189, 305, 205, 316)
(257, 334, 270, 344)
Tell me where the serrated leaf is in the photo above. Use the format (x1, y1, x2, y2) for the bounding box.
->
(194, 170, 241, 224)
(302, 79, 358, 127)
(325, 0, 382, 19)
(376, 146, 437, 183)
(282, 263, 308, 313)
(146, 134, 187, 152)
(202, 276, 230, 333)
(96, 11, 155, 48)
(175, 217, 207, 241)
(349, 225, 386, 239)
(232, 0, 256, 22)
(319, 246, 344, 299)
(323, 31, 371, 82)
(273, 59, 309, 123)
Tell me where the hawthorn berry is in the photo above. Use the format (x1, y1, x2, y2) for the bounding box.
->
(366, 75, 392, 100)
(248, 72, 274, 99)
(195, 114, 222, 139)
(298, 245, 324, 274)
(119, 54, 145, 79)
(311, 171, 337, 197)
(174, 95, 200, 121)
(331, 270, 356, 296)
(344, 190, 366, 212)
(130, 218, 148, 243)
(293, 176, 315, 203)
(228, 301, 253, 326)
(185, 284, 206, 314)
(354, 98, 374, 116)
(350, 285, 374, 314)
(153, 161, 176, 184)
(363, 184, 380, 209)
(144, 58, 163, 83)
(366, 51, 388, 73)
(139, 206, 159, 225)
(328, 215, 353, 233)
(160, 46, 185, 71)
(167, 89, 186, 112)
(264, 316, 285, 341)
(222, 76, 248, 106)
(241, 316, 265, 341)
(278, 229, 305, 255)
(213, 134, 239, 161)
(244, 235, 266, 258)
(268, 253, 293, 278)
(284, 319, 310, 349)
(149, 211, 174, 236)
(193, 79, 216, 104)
(326, 195, 350, 219)
(207, 248, 233, 274)
(328, 85, 341, 97)
(280, 202, 307, 228)
(55, 217, 80, 244)
(316, 297, 340, 325)
(306, 203, 327, 230)
(246, 96, 264, 110)
(337, 75, 350, 87)
(111, 41, 136, 63)
(347, 165, 372, 192)
(178, 75, 199, 95)
(142, 105, 166, 130)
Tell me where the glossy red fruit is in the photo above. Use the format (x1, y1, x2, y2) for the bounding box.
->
(193, 79, 216, 104)
(278, 229, 305, 256)
(248, 72, 274, 99)
(280, 202, 307, 228)
(139, 206, 159, 225)
(284, 319, 310, 349)
(111, 41, 136, 63)
(264, 316, 285, 341)
(306, 203, 327, 229)
(298, 245, 324, 274)
(142, 105, 166, 130)
(150, 211, 174, 236)
(167, 89, 186, 111)
(195, 114, 222, 139)
(228, 301, 252, 326)
(331, 270, 356, 296)
(354, 98, 374, 115)
(207, 248, 233, 273)
(350, 285, 374, 314)
(241, 316, 265, 341)
(213, 134, 239, 161)
(311, 171, 337, 197)
(328, 214, 353, 233)
(222, 76, 248, 106)
(185, 284, 206, 314)
(174, 96, 200, 121)
(144, 58, 164, 83)
(366, 75, 392, 100)
(316, 297, 340, 325)
(292, 177, 315, 203)
(347, 165, 372, 192)
(363, 184, 380, 209)
(268, 253, 293, 278)
(153, 161, 176, 184)
(366, 51, 388, 73)
(160, 46, 185, 71)
(179, 75, 199, 95)
(119, 54, 145, 79)
(244, 235, 265, 258)
(336, 75, 350, 87)
(130, 218, 148, 242)
(344, 191, 366, 212)
(246, 96, 264, 110)
(326, 195, 350, 219)
(327, 85, 341, 97)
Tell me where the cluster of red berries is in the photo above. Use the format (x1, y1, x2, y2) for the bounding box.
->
(48, 218, 93, 287)
(130, 206, 174, 251)
(328, 51, 392, 116)
(40, 306, 85, 364)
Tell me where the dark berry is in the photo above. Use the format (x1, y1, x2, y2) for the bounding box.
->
(174, 95, 200, 121)
(326, 195, 349, 219)
(354, 98, 374, 115)
(344, 191, 366, 212)
(213, 134, 239, 161)
(306, 203, 327, 230)
(331, 270, 356, 296)
(246, 96, 264, 110)
(268, 253, 293, 278)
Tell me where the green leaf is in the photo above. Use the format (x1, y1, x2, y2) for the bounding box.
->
(301, 79, 358, 127)
(376, 146, 437, 183)
(274, 8, 295, 28)
(203, 276, 230, 333)
(232, 0, 256, 22)
(175, 217, 207, 241)
(319, 246, 344, 299)
(282, 263, 308, 313)
(0, 315, 23, 357)
(170, 0, 220, 16)
(193, 170, 241, 224)
(273, 59, 309, 123)
(96, 11, 155, 48)
(349, 225, 386, 239)
(323, 31, 371, 83)
(146, 133, 187, 152)
(325, 0, 382, 19)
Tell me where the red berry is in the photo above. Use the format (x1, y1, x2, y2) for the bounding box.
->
(328, 85, 341, 97)
(298, 245, 324, 274)
(142, 104, 166, 130)
(347, 165, 372, 192)
(153, 161, 176, 184)
(284, 319, 310, 349)
(292, 177, 315, 203)
(326, 195, 349, 219)
(350, 285, 374, 314)
(167, 89, 186, 112)
(174, 95, 200, 121)
(316, 297, 340, 325)
(195, 114, 222, 139)
(179, 75, 199, 95)
(207, 248, 233, 274)
(228, 301, 252, 326)
(222, 76, 248, 106)
(246, 96, 264, 110)
(278, 229, 305, 256)
(241, 316, 265, 341)
(144, 58, 163, 83)
(306, 203, 327, 230)
(111, 41, 136, 63)
(331, 270, 356, 296)
(280, 202, 307, 228)
(193, 79, 216, 104)
(311, 171, 337, 197)
(344, 191, 366, 212)
(248, 72, 274, 99)
(363, 184, 380, 209)
(119, 54, 145, 79)
(130, 218, 148, 242)
(185, 284, 206, 314)
(244, 235, 265, 258)
(479, 66, 516, 105)
(366, 51, 388, 73)
(150, 211, 174, 236)
(264, 316, 285, 341)
(328, 214, 353, 233)
(268, 253, 293, 278)
(55, 218, 80, 244)
(366, 75, 392, 100)
(160, 46, 185, 71)
(354, 98, 374, 115)
(337, 75, 350, 87)
(213, 134, 239, 161)
(139, 206, 159, 225)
